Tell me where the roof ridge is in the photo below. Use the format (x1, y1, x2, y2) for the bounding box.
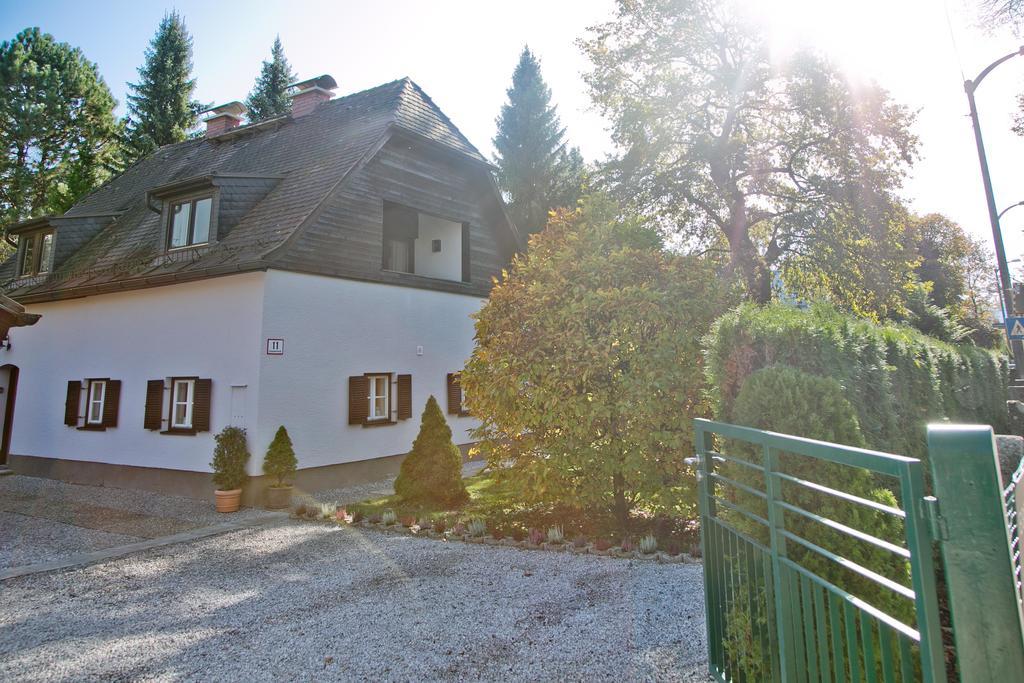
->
(319, 77, 410, 110)
(396, 78, 484, 160)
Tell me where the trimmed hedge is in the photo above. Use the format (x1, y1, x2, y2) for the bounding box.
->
(707, 303, 1009, 461)
(725, 366, 911, 675)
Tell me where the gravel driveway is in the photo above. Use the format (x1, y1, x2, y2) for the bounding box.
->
(0, 522, 710, 681)
(0, 475, 275, 570)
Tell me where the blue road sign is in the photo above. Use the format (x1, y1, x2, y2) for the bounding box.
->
(1007, 317, 1024, 340)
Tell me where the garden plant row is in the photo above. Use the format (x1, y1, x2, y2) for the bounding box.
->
(291, 502, 700, 564)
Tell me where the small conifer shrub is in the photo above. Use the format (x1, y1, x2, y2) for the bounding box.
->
(394, 396, 469, 506)
(210, 426, 250, 491)
(263, 425, 298, 488)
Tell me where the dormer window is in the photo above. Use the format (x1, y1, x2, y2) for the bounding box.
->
(168, 196, 213, 249)
(19, 231, 54, 277)
(382, 201, 470, 282)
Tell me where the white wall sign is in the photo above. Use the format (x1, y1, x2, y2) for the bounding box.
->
(267, 338, 285, 355)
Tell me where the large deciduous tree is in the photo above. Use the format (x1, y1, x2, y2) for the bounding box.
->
(0, 28, 119, 232)
(245, 36, 296, 123)
(461, 196, 724, 530)
(911, 213, 975, 311)
(493, 46, 585, 234)
(123, 12, 202, 161)
(881, 212, 1004, 347)
(581, 0, 919, 316)
(979, 0, 1024, 28)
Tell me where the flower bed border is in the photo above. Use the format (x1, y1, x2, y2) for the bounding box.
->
(290, 512, 701, 564)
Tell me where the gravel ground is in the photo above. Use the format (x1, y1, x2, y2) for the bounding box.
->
(0, 462, 485, 572)
(0, 522, 710, 681)
(0, 510, 141, 570)
(0, 476, 276, 571)
(0, 475, 274, 527)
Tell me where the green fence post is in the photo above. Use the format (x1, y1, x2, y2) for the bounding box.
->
(763, 444, 794, 682)
(691, 422, 720, 679)
(927, 424, 1024, 682)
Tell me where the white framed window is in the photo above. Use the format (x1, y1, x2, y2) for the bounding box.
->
(171, 378, 195, 429)
(86, 380, 106, 425)
(19, 231, 54, 276)
(168, 196, 213, 249)
(367, 374, 390, 421)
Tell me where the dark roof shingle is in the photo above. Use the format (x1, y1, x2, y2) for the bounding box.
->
(3, 78, 489, 301)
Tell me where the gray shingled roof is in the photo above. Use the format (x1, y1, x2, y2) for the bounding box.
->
(1, 78, 490, 301)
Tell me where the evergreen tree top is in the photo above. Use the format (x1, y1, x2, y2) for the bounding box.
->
(0, 27, 119, 228)
(245, 36, 297, 123)
(494, 46, 565, 162)
(492, 45, 583, 234)
(124, 11, 201, 161)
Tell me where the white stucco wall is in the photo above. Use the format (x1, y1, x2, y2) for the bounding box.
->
(4, 273, 265, 472)
(257, 269, 480, 470)
(414, 213, 463, 281)
(4, 269, 480, 477)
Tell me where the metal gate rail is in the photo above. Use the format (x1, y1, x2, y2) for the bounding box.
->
(693, 418, 946, 683)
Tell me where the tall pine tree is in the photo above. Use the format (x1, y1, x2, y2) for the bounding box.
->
(0, 28, 119, 233)
(493, 46, 584, 234)
(245, 36, 296, 123)
(123, 12, 201, 162)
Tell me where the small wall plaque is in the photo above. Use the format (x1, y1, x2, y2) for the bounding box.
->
(267, 338, 284, 355)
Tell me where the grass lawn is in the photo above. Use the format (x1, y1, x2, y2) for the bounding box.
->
(345, 468, 700, 553)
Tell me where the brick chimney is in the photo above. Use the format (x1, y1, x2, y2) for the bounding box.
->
(289, 74, 338, 118)
(203, 101, 247, 138)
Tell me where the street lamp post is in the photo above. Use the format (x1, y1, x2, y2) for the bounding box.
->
(999, 200, 1024, 221)
(996, 259, 1022, 320)
(966, 46, 1024, 379)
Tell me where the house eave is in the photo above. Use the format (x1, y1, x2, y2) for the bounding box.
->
(6, 262, 272, 305)
(5, 216, 59, 236)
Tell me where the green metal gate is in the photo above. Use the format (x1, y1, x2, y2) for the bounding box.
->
(692, 418, 946, 682)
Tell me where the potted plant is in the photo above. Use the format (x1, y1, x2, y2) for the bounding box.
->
(263, 425, 298, 509)
(210, 426, 251, 513)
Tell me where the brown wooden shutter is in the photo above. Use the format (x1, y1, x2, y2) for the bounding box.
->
(397, 374, 412, 420)
(447, 373, 462, 415)
(461, 223, 471, 283)
(193, 379, 212, 432)
(349, 375, 369, 425)
(102, 380, 121, 428)
(144, 380, 164, 430)
(64, 380, 81, 426)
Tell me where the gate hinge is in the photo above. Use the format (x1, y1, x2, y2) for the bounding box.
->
(920, 496, 949, 541)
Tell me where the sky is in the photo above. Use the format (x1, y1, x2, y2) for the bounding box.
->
(1, 0, 1023, 265)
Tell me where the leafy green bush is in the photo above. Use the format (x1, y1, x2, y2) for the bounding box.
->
(707, 302, 1009, 463)
(462, 196, 725, 530)
(263, 425, 298, 487)
(210, 426, 250, 491)
(394, 396, 468, 506)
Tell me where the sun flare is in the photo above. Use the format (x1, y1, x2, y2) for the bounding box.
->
(742, 0, 892, 77)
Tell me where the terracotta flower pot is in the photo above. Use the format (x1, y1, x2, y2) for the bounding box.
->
(215, 488, 242, 513)
(265, 485, 293, 510)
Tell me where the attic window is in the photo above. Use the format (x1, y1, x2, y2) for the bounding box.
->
(168, 196, 213, 249)
(382, 201, 468, 282)
(19, 231, 54, 276)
